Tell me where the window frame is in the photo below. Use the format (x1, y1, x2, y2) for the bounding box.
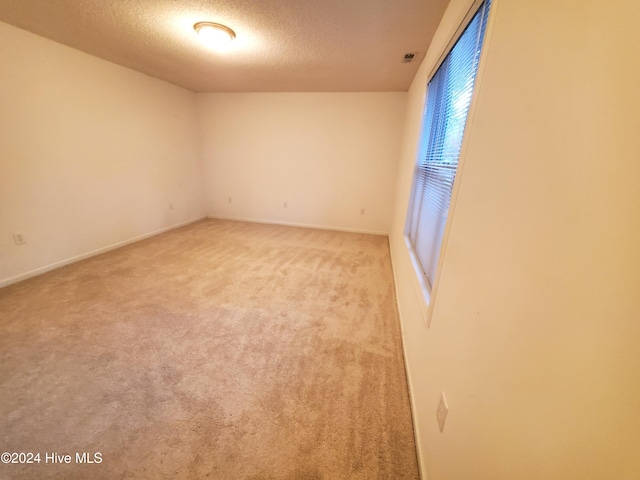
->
(404, 0, 492, 326)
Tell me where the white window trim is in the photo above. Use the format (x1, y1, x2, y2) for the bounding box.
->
(404, 0, 494, 328)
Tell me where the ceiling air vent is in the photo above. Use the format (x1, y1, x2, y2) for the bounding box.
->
(402, 52, 418, 63)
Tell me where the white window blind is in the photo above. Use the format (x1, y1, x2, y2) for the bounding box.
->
(406, 0, 491, 291)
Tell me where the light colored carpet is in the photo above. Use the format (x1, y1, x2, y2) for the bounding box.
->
(0, 219, 418, 479)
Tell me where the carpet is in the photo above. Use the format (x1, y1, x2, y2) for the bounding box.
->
(0, 219, 418, 479)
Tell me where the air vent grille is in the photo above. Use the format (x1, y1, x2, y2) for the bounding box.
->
(402, 52, 418, 63)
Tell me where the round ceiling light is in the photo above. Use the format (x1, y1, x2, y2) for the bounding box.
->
(194, 22, 236, 48)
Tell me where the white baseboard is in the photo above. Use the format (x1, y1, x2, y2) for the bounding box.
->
(0, 217, 206, 289)
(389, 237, 427, 480)
(208, 215, 389, 236)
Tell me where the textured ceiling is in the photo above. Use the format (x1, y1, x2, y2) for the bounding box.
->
(0, 0, 450, 92)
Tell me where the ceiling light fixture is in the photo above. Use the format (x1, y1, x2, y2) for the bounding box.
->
(194, 22, 236, 49)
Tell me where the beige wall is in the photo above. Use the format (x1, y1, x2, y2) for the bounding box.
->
(197, 93, 406, 234)
(390, 0, 640, 478)
(0, 22, 206, 286)
(0, 24, 405, 286)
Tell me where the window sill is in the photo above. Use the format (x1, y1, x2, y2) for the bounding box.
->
(404, 235, 433, 328)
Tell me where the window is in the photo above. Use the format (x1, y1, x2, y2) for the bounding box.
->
(405, 0, 491, 294)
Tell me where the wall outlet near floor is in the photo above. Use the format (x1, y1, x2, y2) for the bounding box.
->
(360, 208, 365, 215)
(13, 233, 27, 246)
(436, 392, 449, 432)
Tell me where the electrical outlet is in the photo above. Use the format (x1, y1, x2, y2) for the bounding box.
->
(360, 208, 365, 215)
(436, 392, 449, 432)
(13, 233, 27, 246)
